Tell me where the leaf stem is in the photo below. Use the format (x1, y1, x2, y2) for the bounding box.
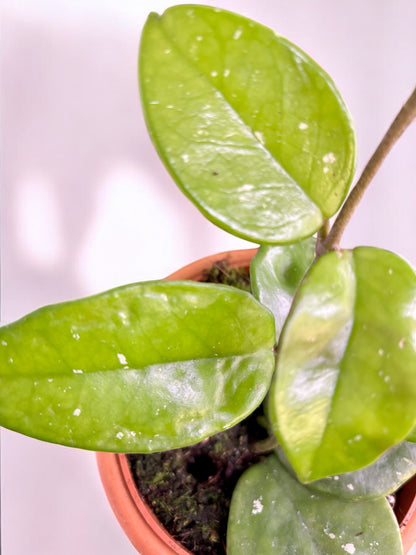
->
(320, 86, 416, 254)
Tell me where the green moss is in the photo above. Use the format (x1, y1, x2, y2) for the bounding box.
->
(202, 261, 251, 292)
(128, 407, 269, 554)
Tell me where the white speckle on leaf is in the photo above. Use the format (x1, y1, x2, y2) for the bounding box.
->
(116, 432, 124, 439)
(8, 357, 13, 363)
(130, 431, 136, 437)
(211, 70, 218, 77)
(181, 153, 189, 163)
(164, 48, 171, 54)
(298, 122, 308, 130)
(323, 152, 336, 164)
(252, 497, 264, 514)
(166, 105, 174, 109)
(384, 375, 391, 383)
(347, 483, 354, 490)
(73, 369, 83, 374)
(117, 353, 128, 365)
(378, 348, 384, 356)
(73, 408, 81, 417)
(323, 166, 330, 174)
(342, 543, 356, 554)
(324, 526, 336, 539)
(196, 35, 203, 41)
(1, 340, 7, 346)
(48, 378, 53, 383)
(233, 28, 243, 40)
(72, 332, 80, 340)
(399, 338, 406, 349)
(333, 475, 339, 481)
(388, 268, 393, 275)
(223, 68, 230, 77)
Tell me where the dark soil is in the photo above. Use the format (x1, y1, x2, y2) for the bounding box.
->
(127, 260, 269, 554)
(128, 407, 269, 554)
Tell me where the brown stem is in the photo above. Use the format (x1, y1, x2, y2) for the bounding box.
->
(321, 86, 416, 254)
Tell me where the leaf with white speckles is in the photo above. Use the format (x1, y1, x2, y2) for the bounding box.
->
(140, 6, 355, 244)
(227, 455, 403, 554)
(269, 247, 416, 482)
(0, 281, 275, 452)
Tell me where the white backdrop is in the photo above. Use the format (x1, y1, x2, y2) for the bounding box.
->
(1, 1, 416, 553)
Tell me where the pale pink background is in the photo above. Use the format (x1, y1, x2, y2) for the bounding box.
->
(1, 1, 416, 553)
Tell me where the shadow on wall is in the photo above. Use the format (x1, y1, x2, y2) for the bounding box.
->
(1, 14, 233, 320)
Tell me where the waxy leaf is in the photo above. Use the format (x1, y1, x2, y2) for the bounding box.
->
(269, 247, 416, 482)
(227, 455, 402, 554)
(277, 441, 416, 500)
(250, 238, 315, 340)
(0, 281, 275, 452)
(406, 425, 416, 442)
(140, 6, 355, 244)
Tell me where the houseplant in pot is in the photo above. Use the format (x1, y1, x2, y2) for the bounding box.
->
(2, 4, 416, 553)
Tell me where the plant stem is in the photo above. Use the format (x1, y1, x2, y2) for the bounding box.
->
(250, 435, 278, 454)
(320, 85, 416, 254)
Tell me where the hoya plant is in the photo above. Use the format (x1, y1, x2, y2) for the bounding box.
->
(2, 5, 416, 554)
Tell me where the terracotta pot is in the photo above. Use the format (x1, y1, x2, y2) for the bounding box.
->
(397, 473, 416, 553)
(96, 248, 416, 554)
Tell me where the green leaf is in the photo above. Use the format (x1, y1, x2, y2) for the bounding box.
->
(140, 6, 355, 244)
(277, 441, 416, 500)
(250, 238, 316, 340)
(269, 247, 416, 482)
(406, 425, 416, 442)
(0, 281, 275, 452)
(227, 454, 403, 555)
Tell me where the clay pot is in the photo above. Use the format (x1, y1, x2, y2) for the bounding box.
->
(396, 473, 416, 553)
(96, 248, 416, 554)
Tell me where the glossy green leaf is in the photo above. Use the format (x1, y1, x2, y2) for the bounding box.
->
(269, 247, 416, 482)
(277, 441, 416, 500)
(0, 281, 275, 452)
(227, 454, 402, 554)
(140, 6, 356, 244)
(250, 238, 316, 340)
(406, 425, 416, 442)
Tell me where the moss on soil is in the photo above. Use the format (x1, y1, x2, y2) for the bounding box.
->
(128, 407, 269, 554)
